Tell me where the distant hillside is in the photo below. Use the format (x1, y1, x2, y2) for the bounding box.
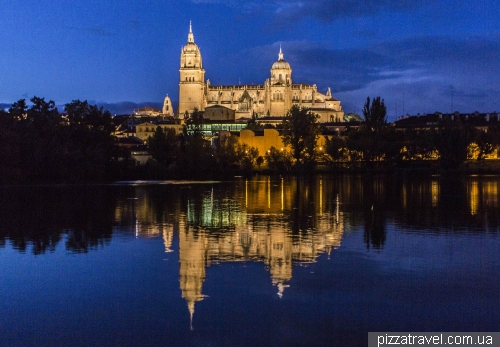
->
(96, 102, 164, 115)
(0, 101, 166, 115)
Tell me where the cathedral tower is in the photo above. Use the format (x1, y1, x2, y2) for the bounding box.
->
(268, 46, 293, 116)
(162, 95, 173, 117)
(179, 22, 205, 117)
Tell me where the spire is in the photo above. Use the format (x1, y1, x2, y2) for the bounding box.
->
(188, 21, 194, 43)
(278, 45, 284, 61)
(188, 300, 195, 331)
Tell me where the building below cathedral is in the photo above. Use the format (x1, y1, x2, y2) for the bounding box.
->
(176, 22, 344, 123)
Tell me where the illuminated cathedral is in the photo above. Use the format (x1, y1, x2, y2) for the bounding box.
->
(175, 22, 345, 122)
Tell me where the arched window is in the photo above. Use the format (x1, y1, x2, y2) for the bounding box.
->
(279, 74, 282, 81)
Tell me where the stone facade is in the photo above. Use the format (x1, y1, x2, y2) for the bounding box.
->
(237, 128, 329, 156)
(135, 122, 184, 142)
(178, 23, 344, 122)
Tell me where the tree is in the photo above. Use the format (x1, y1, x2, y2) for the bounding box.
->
(400, 128, 436, 161)
(434, 117, 474, 168)
(362, 96, 387, 130)
(147, 126, 179, 167)
(184, 108, 204, 137)
(65, 100, 114, 133)
(265, 147, 293, 173)
(179, 108, 214, 175)
(471, 127, 495, 161)
(61, 100, 119, 180)
(281, 105, 321, 167)
(213, 134, 240, 170)
(324, 135, 348, 163)
(351, 96, 388, 163)
(256, 156, 264, 169)
(8, 99, 28, 121)
(236, 144, 259, 173)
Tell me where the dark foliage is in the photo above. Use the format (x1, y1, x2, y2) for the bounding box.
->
(0, 97, 128, 183)
(281, 105, 321, 168)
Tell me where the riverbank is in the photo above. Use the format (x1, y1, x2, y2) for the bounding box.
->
(253, 159, 500, 176)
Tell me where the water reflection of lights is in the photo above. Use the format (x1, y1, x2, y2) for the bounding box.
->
(431, 180, 439, 207)
(114, 179, 345, 328)
(470, 181, 479, 215)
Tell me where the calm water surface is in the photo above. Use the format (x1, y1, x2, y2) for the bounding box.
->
(0, 175, 499, 346)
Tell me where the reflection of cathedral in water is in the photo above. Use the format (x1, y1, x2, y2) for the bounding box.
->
(113, 176, 500, 327)
(114, 178, 345, 325)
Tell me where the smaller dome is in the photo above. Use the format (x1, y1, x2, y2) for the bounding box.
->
(272, 60, 291, 70)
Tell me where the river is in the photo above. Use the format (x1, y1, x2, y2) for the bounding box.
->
(0, 175, 498, 346)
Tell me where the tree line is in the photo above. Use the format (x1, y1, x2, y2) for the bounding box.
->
(323, 97, 500, 170)
(0, 99, 263, 182)
(264, 97, 500, 172)
(0, 97, 134, 183)
(1, 96, 499, 183)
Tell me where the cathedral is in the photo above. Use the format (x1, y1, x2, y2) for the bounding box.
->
(176, 23, 344, 123)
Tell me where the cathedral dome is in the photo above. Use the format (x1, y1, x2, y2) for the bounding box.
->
(271, 46, 291, 70)
(272, 60, 291, 70)
(182, 42, 200, 54)
(182, 22, 200, 55)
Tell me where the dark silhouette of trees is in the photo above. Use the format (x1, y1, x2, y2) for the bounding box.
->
(65, 99, 114, 133)
(237, 144, 259, 174)
(281, 105, 321, 168)
(358, 96, 388, 162)
(212, 135, 259, 175)
(362, 96, 387, 130)
(63, 100, 119, 180)
(324, 135, 348, 163)
(0, 97, 126, 183)
(147, 126, 179, 167)
(400, 128, 436, 161)
(265, 147, 293, 173)
(434, 117, 474, 169)
(178, 109, 215, 175)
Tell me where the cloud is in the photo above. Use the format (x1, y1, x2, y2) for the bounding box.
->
(0, 103, 12, 111)
(191, 0, 438, 22)
(269, 0, 436, 23)
(235, 35, 500, 116)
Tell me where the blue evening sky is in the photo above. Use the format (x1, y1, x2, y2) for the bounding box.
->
(1, 0, 499, 119)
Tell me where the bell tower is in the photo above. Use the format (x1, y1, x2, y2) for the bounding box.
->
(179, 22, 205, 117)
